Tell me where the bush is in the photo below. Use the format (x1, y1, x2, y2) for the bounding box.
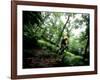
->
(62, 51, 83, 66)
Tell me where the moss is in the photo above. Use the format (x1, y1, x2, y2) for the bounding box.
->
(62, 51, 83, 66)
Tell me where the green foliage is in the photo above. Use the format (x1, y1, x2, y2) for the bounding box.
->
(23, 11, 43, 26)
(68, 37, 82, 55)
(23, 11, 90, 68)
(37, 39, 56, 51)
(63, 51, 83, 66)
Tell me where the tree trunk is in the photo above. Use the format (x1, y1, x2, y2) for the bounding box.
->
(83, 37, 89, 65)
(56, 16, 70, 47)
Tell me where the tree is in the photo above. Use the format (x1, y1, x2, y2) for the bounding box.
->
(56, 15, 70, 46)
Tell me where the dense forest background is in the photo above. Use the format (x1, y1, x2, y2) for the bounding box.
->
(23, 11, 90, 68)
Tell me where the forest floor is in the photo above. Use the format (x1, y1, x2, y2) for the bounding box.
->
(23, 46, 85, 68)
(23, 47, 63, 68)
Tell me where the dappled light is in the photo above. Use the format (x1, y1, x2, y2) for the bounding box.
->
(23, 11, 90, 68)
